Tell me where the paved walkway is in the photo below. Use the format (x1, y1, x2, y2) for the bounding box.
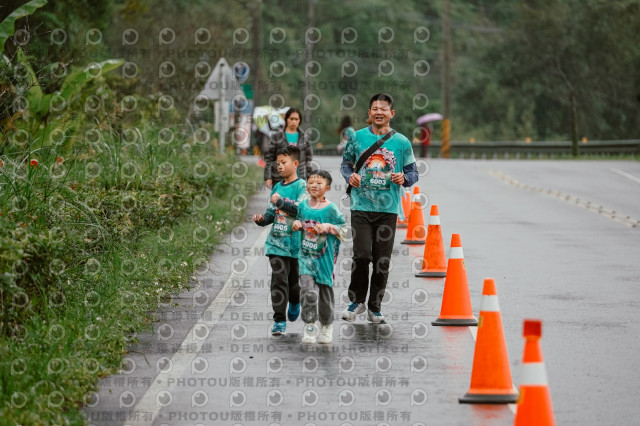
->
(85, 157, 640, 425)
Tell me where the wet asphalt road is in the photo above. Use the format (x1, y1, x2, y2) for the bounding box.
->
(84, 158, 640, 426)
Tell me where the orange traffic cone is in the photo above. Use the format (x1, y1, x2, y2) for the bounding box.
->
(415, 205, 447, 277)
(432, 234, 477, 326)
(401, 193, 427, 244)
(459, 278, 517, 403)
(397, 190, 410, 228)
(514, 319, 556, 426)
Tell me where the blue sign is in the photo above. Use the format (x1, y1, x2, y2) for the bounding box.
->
(232, 61, 250, 84)
(229, 98, 253, 114)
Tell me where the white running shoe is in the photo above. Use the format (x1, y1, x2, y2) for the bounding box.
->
(341, 302, 366, 322)
(367, 310, 386, 324)
(302, 322, 318, 343)
(318, 324, 333, 344)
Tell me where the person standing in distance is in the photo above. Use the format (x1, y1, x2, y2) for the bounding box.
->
(340, 93, 419, 323)
(264, 108, 314, 189)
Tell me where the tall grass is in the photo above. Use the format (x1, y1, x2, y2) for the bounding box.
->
(1, 87, 262, 423)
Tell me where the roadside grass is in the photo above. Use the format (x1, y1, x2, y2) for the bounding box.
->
(0, 119, 263, 424)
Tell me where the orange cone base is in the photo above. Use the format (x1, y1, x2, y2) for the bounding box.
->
(459, 391, 518, 404)
(415, 270, 446, 278)
(401, 239, 425, 245)
(432, 316, 478, 326)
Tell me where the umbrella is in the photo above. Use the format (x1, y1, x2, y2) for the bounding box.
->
(417, 113, 444, 125)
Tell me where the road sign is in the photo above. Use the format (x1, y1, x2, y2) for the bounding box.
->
(198, 58, 244, 102)
(241, 83, 253, 99)
(232, 61, 250, 84)
(194, 58, 246, 153)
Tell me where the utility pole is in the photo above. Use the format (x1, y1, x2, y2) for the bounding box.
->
(251, 0, 261, 107)
(219, 61, 227, 154)
(304, 0, 316, 127)
(440, 0, 451, 158)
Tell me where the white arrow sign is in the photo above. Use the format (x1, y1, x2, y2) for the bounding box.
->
(198, 57, 245, 102)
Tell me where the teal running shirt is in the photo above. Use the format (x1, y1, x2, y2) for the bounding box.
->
(343, 127, 416, 214)
(297, 200, 346, 286)
(285, 132, 299, 144)
(263, 179, 307, 257)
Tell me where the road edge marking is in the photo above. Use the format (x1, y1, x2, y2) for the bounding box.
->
(611, 167, 640, 185)
(487, 169, 640, 228)
(126, 226, 270, 425)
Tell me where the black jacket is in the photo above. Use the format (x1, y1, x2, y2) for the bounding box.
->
(263, 130, 314, 182)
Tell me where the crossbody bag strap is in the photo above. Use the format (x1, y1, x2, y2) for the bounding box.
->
(346, 129, 396, 195)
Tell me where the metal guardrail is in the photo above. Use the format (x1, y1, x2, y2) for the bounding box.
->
(312, 140, 640, 158)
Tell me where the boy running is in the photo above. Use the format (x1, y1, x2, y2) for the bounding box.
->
(253, 146, 308, 335)
(292, 170, 346, 344)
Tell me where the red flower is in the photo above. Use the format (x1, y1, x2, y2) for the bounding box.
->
(0, 160, 4, 167)
(55, 156, 64, 164)
(30, 159, 38, 167)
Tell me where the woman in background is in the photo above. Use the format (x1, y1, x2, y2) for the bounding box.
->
(263, 108, 314, 188)
(336, 115, 355, 154)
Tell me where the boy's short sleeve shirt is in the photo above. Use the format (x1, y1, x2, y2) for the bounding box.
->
(264, 179, 307, 257)
(297, 200, 345, 286)
(344, 127, 416, 214)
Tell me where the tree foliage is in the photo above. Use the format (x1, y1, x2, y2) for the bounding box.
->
(451, 0, 640, 141)
(3, 0, 638, 145)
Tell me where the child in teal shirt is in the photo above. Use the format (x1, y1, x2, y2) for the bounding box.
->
(253, 146, 308, 335)
(292, 170, 346, 344)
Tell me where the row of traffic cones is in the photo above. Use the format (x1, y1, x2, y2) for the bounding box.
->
(399, 188, 555, 425)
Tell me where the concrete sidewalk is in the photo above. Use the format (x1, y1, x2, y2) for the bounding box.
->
(85, 157, 513, 426)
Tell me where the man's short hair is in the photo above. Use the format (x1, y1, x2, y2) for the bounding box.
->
(308, 169, 332, 186)
(276, 145, 300, 162)
(369, 93, 394, 109)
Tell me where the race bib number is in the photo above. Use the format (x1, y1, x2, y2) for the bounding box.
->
(271, 212, 294, 237)
(361, 148, 395, 191)
(363, 169, 391, 191)
(301, 220, 327, 258)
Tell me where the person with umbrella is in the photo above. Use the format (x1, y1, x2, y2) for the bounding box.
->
(416, 113, 443, 158)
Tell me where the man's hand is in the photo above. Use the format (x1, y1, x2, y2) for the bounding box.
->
(292, 220, 302, 231)
(270, 193, 281, 204)
(390, 172, 405, 185)
(265, 179, 273, 189)
(253, 214, 264, 224)
(348, 173, 361, 188)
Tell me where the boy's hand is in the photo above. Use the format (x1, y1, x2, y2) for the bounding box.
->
(349, 173, 361, 188)
(391, 172, 405, 185)
(265, 179, 273, 189)
(270, 193, 281, 204)
(253, 214, 264, 224)
(292, 220, 302, 231)
(313, 223, 331, 234)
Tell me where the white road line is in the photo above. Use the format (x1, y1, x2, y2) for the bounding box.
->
(127, 227, 269, 426)
(611, 168, 640, 185)
(488, 169, 640, 228)
(467, 325, 517, 414)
